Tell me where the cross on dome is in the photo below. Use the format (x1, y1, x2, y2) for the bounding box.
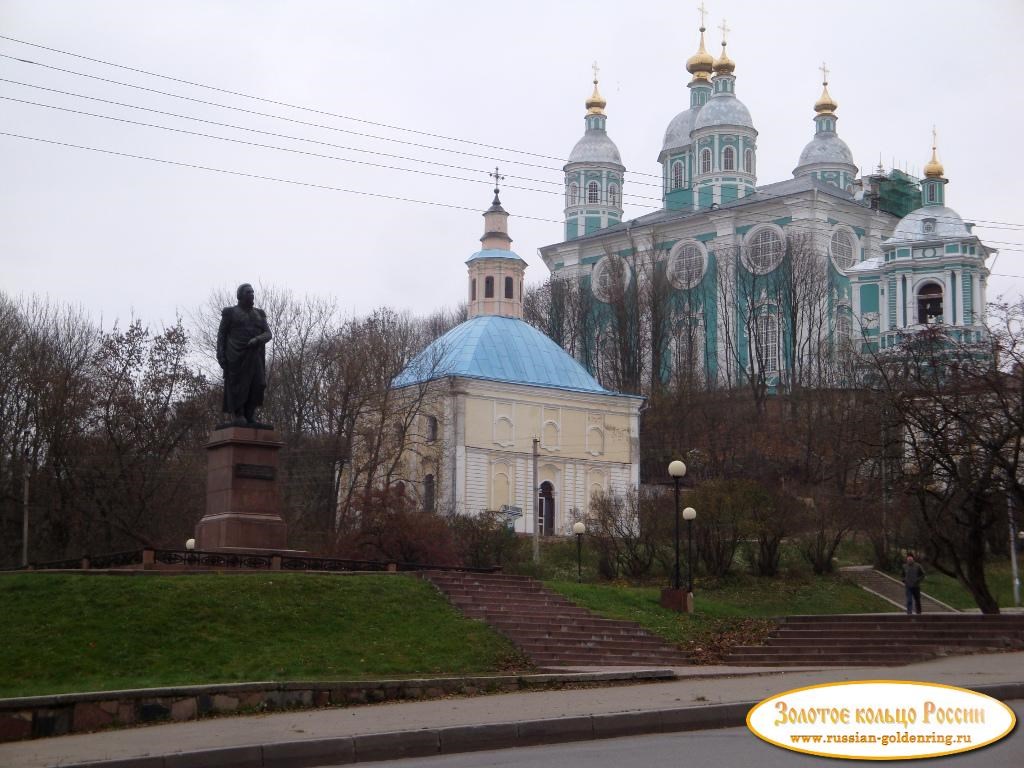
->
(490, 165, 505, 193)
(592, 60, 600, 84)
(697, 1, 708, 29)
(819, 61, 830, 86)
(718, 18, 730, 43)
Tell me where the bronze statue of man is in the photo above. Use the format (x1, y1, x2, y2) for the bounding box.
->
(217, 283, 272, 426)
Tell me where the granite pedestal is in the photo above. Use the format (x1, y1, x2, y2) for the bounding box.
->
(194, 426, 289, 552)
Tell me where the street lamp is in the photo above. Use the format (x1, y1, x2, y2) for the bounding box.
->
(668, 460, 687, 591)
(572, 521, 586, 583)
(683, 507, 697, 598)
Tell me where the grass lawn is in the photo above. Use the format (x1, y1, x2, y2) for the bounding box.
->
(0, 573, 525, 699)
(913, 560, 1020, 610)
(547, 573, 897, 662)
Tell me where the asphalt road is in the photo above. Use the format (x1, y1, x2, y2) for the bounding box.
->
(358, 701, 1022, 768)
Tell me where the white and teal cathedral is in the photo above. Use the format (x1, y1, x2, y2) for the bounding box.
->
(539, 19, 993, 389)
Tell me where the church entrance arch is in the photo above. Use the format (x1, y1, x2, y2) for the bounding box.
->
(539, 481, 555, 536)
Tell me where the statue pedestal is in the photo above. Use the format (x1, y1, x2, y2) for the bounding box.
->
(195, 426, 289, 552)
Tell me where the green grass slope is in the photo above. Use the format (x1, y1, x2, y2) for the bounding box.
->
(0, 573, 523, 698)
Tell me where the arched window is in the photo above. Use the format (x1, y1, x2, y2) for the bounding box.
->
(756, 315, 779, 373)
(672, 162, 683, 189)
(836, 313, 852, 342)
(484, 276, 494, 298)
(426, 415, 438, 442)
(744, 148, 754, 173)
(539, 481, 555, 536)
(917, 282, 943, 324)
(569, 183, 579, 206)
(423, 474, 435, 513)
(747, 228, 784, 273)
(700, 148, 712, 174)
(830, 229, 855, 270)
(608, 184, 618, 207)
(722, 146, 735, 171)
(504, 276, 514, 299)
(927, 184, 936, 203)
(470, 278, 476, 301)
(587, 181, 600, 203)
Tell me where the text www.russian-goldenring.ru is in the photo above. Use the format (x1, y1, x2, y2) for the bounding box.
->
(790, 732, 973, 747)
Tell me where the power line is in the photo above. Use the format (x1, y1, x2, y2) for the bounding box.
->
(3, 39, 1024, 228)
(0, 131, 563, 223)
(1, 53, 667, 188)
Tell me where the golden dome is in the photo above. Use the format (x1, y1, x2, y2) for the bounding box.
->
(585, 78, 607, 115)
(923, 146, 945, 178)
(686, 26, 715, 80)
(713, 41, 735, 74)
(814, 83, 837, 115)
(923, 127, 945, 178)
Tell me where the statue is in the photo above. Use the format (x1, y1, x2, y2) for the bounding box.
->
(217, 283, 272, 427)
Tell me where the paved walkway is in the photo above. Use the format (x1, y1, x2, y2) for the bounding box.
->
(3, 653, 1023, 767)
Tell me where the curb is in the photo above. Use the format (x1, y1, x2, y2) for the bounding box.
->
(63, 681, 1024, 768)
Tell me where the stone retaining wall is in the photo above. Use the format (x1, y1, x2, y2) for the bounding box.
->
(0, 670, 673, 743)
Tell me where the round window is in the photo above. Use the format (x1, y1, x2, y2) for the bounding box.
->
(830, 229, 856, 270)
(591, 256, 630, 302)
(668, 242, 706, 290)
(746, 228, 783, 273)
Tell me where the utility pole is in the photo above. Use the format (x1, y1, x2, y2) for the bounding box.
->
(532, 438, 540, 564)
(22, 464, 29, 567)
(1010, 490, 1021, 608)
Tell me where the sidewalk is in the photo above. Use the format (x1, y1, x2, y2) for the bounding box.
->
(3, 653, 1023, 768)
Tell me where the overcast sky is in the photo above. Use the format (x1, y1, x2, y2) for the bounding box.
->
(3, 0, 1022, 330)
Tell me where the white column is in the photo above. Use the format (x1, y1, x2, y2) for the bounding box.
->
(895, 277, 905, 328)
(953, 269, 963, 326)
(944, 271, 954, 325)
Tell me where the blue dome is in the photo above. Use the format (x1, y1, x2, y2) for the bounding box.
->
(465, 248, 526, 264)
(392, 315, 609, 394)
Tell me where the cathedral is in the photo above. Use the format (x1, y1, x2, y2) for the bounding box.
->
(540, 19, 993, 388)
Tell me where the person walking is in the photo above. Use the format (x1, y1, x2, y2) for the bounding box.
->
(903, 554, 925, 615)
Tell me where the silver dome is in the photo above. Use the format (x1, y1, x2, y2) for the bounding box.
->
(890, 205, 971, 243)
(693, 95, 754, 131)
(567, 130, 623, 166)
(796, 132, 855, 168)
(662, 108, 697, 155)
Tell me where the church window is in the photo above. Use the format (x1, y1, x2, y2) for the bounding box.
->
(591, 255, 630, 302)
(538, 481, 555, 536)
(922, 218, 936, 234)
(668, 241, 707, 290)
(927, 184, 936, 203)
(746, 227, 784, 273)
(755, 314, 779, 373)
(426, 416, 438, 442)
(700, 148, 712, 174)
(485, 276, 494, 298)
(672, 162, 683, 189)
(609, 183, 619, 206)
(470, 278, 476, 301)
(836, 313, 853, 342)
(423, 474, 435, 513)
(587, 181, 600, 204)
(722, 146, 735, 171)
(504, 276, 514, 299)
(569, 183, 579, 206)
(830, 229, 856, 270)
(744, 148, 754, 173)
(917, 282, 943, 324)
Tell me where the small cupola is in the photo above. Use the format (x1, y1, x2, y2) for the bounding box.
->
(467, 171, 527, 320)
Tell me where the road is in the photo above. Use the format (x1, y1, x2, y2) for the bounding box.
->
(357, 701, 1022, 768)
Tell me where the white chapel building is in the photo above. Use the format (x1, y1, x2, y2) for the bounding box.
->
(392, 188, 643, 535)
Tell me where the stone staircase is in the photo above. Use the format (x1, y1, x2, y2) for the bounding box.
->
(419, 571, 690, 668)
(840, 565, 957, 613)
(724, 614, 1024, 667)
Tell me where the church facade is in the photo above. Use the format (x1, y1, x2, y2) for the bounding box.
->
(392, 189, 643, 535)
(540, 20, 992, 388)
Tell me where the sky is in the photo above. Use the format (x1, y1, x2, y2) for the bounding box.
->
(2, 0, 1023, 331)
